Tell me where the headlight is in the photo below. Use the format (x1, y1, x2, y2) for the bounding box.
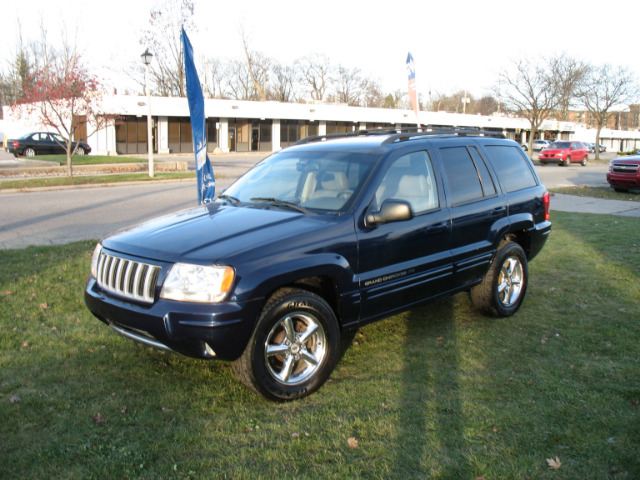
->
(160, 263, 235, 303)
(91, 243, 102, 278)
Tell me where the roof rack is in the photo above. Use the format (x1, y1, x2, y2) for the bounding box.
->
(293, 126, 506, 146)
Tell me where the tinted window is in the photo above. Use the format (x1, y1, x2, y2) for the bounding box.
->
(484, 146, 537, 192)
(468, 147, 497, 196)
(440, 146, 484, 205)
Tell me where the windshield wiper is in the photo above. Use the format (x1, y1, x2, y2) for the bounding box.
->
(250, 197, 310, 214)
(218, 194, 240, 205)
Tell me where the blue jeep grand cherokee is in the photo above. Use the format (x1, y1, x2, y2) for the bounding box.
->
(85, 128, 551, 401)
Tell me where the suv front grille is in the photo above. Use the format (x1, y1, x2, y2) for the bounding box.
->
(96, 253, 161, 304)
(612, 163, 639, 175)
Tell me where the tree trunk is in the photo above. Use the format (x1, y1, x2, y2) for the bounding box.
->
(595, 126, 602, 161)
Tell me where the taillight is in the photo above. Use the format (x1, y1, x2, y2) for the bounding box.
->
(12, 141, 19, 147)
(543, 191, 550, 221)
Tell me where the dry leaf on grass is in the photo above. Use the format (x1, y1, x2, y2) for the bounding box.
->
(92, 413, 107, 426)
(347, 437, 359, 448)
(546, 456, 562, 470)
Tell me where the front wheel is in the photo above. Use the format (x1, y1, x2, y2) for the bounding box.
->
(233, 288, 340, 401)
(581, 156, 587, 167)
(563, 156, 571, 166)
(471, 241, 529, 317)
(76, 147, 85, 156)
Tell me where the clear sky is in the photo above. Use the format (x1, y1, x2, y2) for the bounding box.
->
(2, 0, 638, 101)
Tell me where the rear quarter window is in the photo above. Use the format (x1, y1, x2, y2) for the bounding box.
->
(484, 145, 537, 192)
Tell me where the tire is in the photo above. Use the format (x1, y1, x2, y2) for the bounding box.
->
(471, 241, 529, 317)
(580, 156, 587, 167)
(76, 147, 85, 156)
(24, 148, 36, 157)
(233, 288, 340, 401)
(613, 187, 627, 193)
(563, 156, 571, 167)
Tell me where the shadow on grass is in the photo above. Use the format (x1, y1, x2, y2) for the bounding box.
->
(393, 297, 471, 479)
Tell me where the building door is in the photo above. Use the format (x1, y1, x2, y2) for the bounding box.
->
(228, 128, 236, 152)
(251, 126, 259, 151)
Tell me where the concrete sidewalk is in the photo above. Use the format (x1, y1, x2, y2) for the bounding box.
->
(551, 193, 640, 217)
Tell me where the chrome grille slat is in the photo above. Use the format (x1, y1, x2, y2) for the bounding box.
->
(96, 252, 160, 303)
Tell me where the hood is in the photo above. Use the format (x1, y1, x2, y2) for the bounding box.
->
(102, 202, 343, 264)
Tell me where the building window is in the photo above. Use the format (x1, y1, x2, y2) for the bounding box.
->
(115, 116, 150, 154)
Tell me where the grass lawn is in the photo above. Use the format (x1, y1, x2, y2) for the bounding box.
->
(0, 172, 196, 190)
(30, 154, 147, 166)
(551, 185, 640, 202)
(1, 212, 638, 479)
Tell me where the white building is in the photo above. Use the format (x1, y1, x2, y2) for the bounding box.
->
(4, 95, 640, 155)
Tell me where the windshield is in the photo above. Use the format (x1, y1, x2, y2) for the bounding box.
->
(550, 142, 570, 149)
(222, 150, 378, 213)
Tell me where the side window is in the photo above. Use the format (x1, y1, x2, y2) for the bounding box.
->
(375, 151, 438, 213)
(440, 146, 484, 205)
(468, 147, 497, 196)
(484, 146, 537, 193)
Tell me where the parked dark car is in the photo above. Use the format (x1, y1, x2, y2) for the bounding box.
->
(538, 141, 589, 166)
(85, 128, 551, 401)
(5, 132, 91, 157)
(607, 156, 640, 192)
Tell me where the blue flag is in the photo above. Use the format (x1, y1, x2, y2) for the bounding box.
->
(181, 27, 215, 204)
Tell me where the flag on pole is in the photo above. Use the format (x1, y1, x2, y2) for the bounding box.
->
(182, 27, 215, 204)
(406, 52, 421, 128)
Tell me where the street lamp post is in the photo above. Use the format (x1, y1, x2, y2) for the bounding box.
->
(141, 49, 154, 178)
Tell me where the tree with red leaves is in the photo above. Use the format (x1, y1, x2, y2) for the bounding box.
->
(12, 55, 114, 177)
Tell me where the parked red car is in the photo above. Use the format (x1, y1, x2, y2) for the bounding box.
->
(607, 156, 640, 192)
(538, 141, 589, 166)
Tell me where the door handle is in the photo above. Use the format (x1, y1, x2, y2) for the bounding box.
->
(490, 207, 506, 215)
(427, 222, 448, 233)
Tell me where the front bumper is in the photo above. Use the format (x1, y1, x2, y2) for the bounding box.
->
(84, 277, 262, 361)
(607, 173, 640, 189)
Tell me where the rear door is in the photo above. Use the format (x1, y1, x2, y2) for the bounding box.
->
(356, 149, 453, 322)
(437, 142, 508, 287)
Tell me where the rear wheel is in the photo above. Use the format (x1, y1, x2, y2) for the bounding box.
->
(471, 241, 528, 317)
(24, 148, 36, 157)
(233, 288, 340, 401)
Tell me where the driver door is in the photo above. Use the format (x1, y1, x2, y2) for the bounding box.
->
(356, 150, 453, 322)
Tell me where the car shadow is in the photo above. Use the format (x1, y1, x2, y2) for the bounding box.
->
(391, 296, 473, 478)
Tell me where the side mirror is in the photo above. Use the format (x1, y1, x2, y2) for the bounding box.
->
(365, 199, 413, 227)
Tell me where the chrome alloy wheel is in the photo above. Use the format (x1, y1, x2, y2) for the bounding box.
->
(264, 312, 327, 385)
(497, 256, 524, 307)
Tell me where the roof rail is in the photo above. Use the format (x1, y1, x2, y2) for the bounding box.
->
(293, 126, 506, 146)
(381, 126, 506, 145)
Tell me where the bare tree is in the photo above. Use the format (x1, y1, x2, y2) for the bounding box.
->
(498, 55, 581, 152)
(268, 62, 298, 103)
(295, 54, 332, 102)
(240, 25, 270, 101)
(332, 65, 363, 106)
(139, 0, 196, 96)
(201, 56, 225, 99)
(552, 54, 589, 121)
(578, 64, 639, 159)
(224, 59, 259, 101)
(360, 78, 385, 108)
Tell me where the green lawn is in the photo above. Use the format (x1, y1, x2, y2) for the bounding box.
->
(0, 172, 195, 190)
(31, 154, 147, 166)
(1, 212, 638, 479)
(551, 185, 640, 202)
